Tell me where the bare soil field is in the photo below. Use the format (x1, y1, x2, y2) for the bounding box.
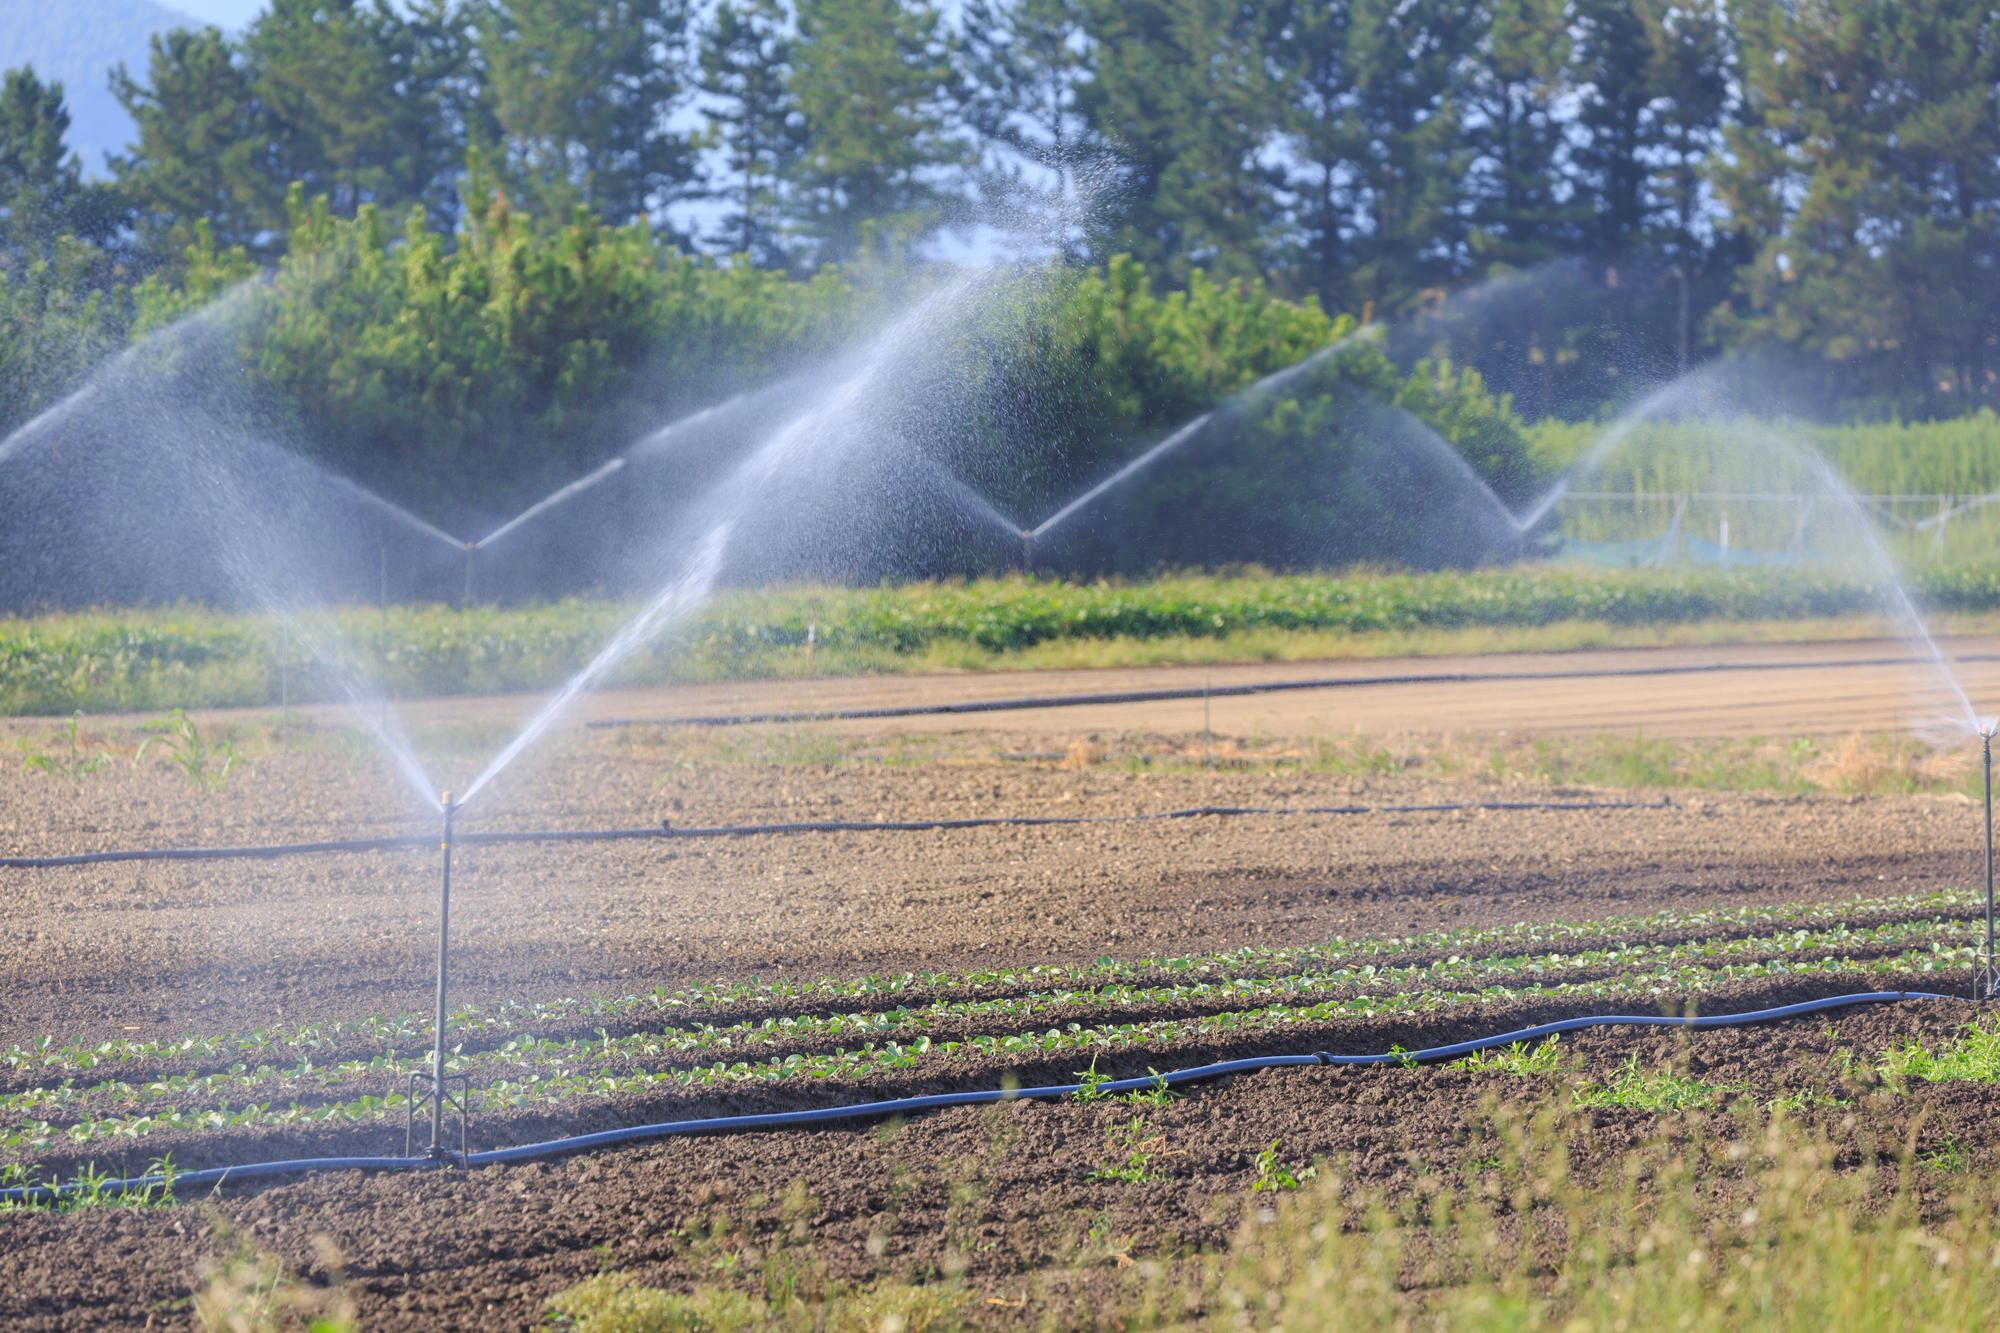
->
(0, 740, 1977, 1043)
(49, 634, 2000, 744)
(1, 646, 1998, 1328)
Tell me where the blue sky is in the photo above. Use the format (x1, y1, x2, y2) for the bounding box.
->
(168, 0, 264, 25)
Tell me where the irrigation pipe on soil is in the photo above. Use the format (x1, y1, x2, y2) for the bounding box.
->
(0, 991, 1957, 1205)
(0, 797, 1670, 869)
(588, 654, 1996, 728)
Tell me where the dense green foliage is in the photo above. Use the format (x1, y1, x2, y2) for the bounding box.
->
(248, 181, 870, 502)
(8, 565, 1997, 714)
(965, 256, 1535, 566)
(6, 0, 2000, 429)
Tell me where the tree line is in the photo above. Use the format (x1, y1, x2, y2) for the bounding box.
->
(3, 0, 1998, 448)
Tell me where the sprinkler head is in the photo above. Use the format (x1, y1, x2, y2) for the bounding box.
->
(440, 790, 454, 809)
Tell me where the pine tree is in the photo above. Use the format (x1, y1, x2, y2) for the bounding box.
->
(111, 27, 285, 260)
(1461, 0, 1581, 269)
(697, 0, 802, 265)
(956, 0, 1096, 260)
(1635, 0, 1729, 373)
(1273, 0, 1474, 312)
(479, 0, 701, 229)
(1711, 0, 2000, 410)
(244, 0, 458, 220)
(1077, 0, 1280, 286)
(786, 0, 959, 264)
(0, 66, 122, 246)
(1572, 0, 1729, 372)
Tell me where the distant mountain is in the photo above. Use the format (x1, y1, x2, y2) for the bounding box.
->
(0, 0, 212, 177)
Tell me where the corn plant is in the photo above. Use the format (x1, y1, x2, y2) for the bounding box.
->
(21, 712, 112, 779)
(137, 709, 239, 792)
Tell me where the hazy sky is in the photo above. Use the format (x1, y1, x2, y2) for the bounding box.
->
(168, 0, 263, 27)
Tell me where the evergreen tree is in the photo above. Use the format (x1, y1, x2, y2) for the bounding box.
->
(786, 0, 960, 264)
(1711, 0, 2000, 411)
(1274, 0, 1473, 313)
(1077, 0, 1280, 286)
(243, 0, 454, 220)
(1572, 0, 1654, 255)
(479, 0, 700, 229)
(1461, 0, 1581, 269)
(1635, 0, 1729, 372)
(697, 0, 802, 265)
(111, 27, 285, 260)
(0, 66, 123, 246)
(956, 0, 1097, 260)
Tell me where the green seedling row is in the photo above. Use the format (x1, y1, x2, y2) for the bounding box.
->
(1, 945, 1977, 1153)
(5, 889, 1977, 1079)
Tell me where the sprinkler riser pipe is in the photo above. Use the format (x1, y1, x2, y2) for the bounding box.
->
(1986, 736, 1994, 999)
(432, 798, 454, 1153)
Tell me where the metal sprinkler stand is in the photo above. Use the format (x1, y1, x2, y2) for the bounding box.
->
(1983, 736, 2000, 1002)
(1021, 530, 1033, 573)
(407, 792, 471, 1162)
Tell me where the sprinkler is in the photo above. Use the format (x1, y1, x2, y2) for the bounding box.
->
(1984, 732, 1998, 1001)
(407, 791, 470, 1161)
(1021, 529, 1032, 573)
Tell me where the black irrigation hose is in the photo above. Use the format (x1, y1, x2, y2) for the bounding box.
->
(0, 797, 1670, 869)
(0, 990, 1958, 1205)
(587, 654, 1964, 729)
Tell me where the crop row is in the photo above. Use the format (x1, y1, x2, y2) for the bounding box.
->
(5, 890, 1980, 1079)
(2, 944, 1978, 1155)
(14, 566, 2000, 713)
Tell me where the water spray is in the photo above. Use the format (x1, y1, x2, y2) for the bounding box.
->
(461, 458, 632, 605)
(408, 791, 470, 1161)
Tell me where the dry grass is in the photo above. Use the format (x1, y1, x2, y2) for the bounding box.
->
(542, 1105, 2000, 1332)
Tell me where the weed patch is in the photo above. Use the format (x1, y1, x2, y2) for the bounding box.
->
(1570, 1054, 1741, 1112)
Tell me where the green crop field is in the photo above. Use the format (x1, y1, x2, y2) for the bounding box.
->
(10, 565, 2000, 716)
(1528, 413, 2000, 565)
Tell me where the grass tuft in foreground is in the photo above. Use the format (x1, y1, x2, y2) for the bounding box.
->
(542, 1106, 2000, 1332)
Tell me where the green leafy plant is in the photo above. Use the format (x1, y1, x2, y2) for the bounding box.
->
(1069, 1054, 1114, 1101)
(1450, 1035, 1565, 1074)
(21, 712, 113, 779)
(1570, 1055, 1739, 1112)
(1879, 1017, 2000, 1085)
(1088, 1117, 1169, 1184)
(1250, 1139, 1316, 1191)
(1923, 1135, 1973, 1175)
(137, 709, 239, 792)
(1125, 1067, 1181, 1106)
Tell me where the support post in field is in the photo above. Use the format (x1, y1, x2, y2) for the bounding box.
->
(407, 792, 470, 1162)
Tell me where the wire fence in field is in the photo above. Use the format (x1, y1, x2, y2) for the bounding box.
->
(1550, 491, 2000, 568)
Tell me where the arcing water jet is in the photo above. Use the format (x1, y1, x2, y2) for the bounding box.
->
(462, 457, 630, 602)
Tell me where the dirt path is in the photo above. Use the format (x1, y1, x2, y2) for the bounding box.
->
(29, 634, 1996, 746)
